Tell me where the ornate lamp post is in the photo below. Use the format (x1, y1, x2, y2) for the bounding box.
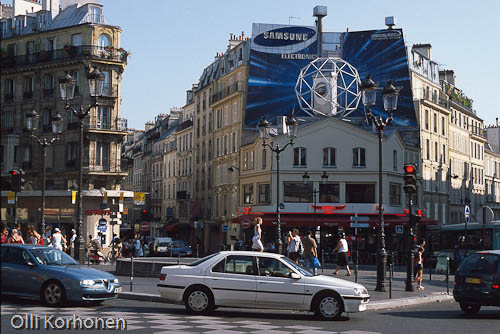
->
(258, 115, 298, 254)
(26, 109, 64, 244)
(360, 75, 400, 292)
(59, 68, 105, 263)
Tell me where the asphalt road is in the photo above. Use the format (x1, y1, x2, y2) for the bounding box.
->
(1, 295, 498, 334)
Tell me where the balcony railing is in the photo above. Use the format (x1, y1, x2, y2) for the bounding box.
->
(0, 45, 129, 69)
(210, 81, 243, 105)
(88, 117, 127, 131)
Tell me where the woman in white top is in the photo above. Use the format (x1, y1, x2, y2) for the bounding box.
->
(51, 228, 66, 251)
(252, 217, 264, 252)
(332, 232, 352, 276)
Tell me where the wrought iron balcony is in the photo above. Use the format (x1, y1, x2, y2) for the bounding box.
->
(88, 117, 127, 131)
(0, 45, 129, 70)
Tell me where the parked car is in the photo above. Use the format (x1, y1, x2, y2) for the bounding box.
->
(170, 240, 192, 257)
(153, 237, 173, 256)
(157, 251, 369, 320)
(1, 244, 121, 306)
(453, 250, 500, 314)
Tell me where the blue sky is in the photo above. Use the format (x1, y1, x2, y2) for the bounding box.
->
(19, 0, 500, 129)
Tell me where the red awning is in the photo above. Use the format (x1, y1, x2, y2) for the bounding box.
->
(232, 213, 437, 229)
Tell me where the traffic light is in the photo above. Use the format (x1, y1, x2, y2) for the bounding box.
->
(403, 164, 417, 194)
(141, 209, 150, 221)
(10, 169, 26, 192)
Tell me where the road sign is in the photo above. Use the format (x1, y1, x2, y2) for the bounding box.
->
(98, 218, 107, 226)
(350, 216, 370, 222)
(350, 222, 370, 228)
(98, 225, 107, 232)
(140, 221, 150, 231)
(396, 225, 404, 234)
(222, 224, 228, 232)
(464, 205, 470, 218)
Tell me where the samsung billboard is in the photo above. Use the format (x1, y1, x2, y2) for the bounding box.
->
(246, 24, 416, 128)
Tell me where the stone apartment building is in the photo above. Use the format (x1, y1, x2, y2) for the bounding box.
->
(0, 0, 129, 246)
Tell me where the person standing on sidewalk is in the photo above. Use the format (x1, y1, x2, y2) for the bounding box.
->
(333, 232, 351, 276)
(252, 217, 264, 252)
(287, 229, 302, 264)
(414, 246, 425, 290)
(302, 230, 318, 274)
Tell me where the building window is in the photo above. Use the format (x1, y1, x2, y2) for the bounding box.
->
(434, 141, 438, 162)
(353, 147, 365, 167)
(293, 147, 307, 166)
(262, 149, 267, 169)
(425, 109, 429, 130)
(243, 184, 254, 204)
(441, 116, 445, 136)
(393, 150, 398, 171)
(24, 76, 34, 98)
(96, 106, 110, 129)
(233, 102, 238, 123)
(250, 150, 255, 169)
(346, 183, 375, 203)
(244, 151, 248, 170)
(232, 132, 236, 152)
(433, 113, 437, 133)
(4, 79, 15, 101)
(426, 139, 430, 160)
(258, 184, 270, 204)
(319, 183, 339, 203)
(323, 147, 335, 166)
(389, 183, 401, 205)
(284, 182, 312, 202)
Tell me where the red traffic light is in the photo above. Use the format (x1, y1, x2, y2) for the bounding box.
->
(142, 209, 147, 214)
(404, 165, 415, 174)
(10, 170, 18, 176)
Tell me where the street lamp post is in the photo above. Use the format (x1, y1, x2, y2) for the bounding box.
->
(302, 171, 328, 227)
(59, 68, 105, 264)
(26, 109, 64, 244)
(258, 115, 298, 255)
(360, 75, 400, 292)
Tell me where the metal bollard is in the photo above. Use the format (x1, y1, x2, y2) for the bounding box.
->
(130, 255, 134, 292)
(196, 244, 199, 258)
(446, 257, 450, 295)
(429, 263, 432, 281)
(322, 249, 325, 273)
(389, 262, 393, 299)
(355, 250, 358, 283)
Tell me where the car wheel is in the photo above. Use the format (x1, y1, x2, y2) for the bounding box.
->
(314, 292, 343, 320)
(184, 286, 214, 314)
(459, 303, 481, 315)
(42, 281, 65, 307)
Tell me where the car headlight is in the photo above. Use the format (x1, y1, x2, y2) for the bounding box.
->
(354, 287, 367, 296)
(80, 279, 96, 286)
(113, 278, 119, 284)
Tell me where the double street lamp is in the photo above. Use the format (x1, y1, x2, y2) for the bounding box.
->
(360, 75, 400, 292)
(302, 171, 329, 226)
(258, 115, 299, 255)
(59, 68, 105, 263)
(25, 109, 64, 244)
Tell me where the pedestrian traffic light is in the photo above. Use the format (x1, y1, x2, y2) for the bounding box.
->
(18, 169, 26, 191)
(9, 169, 21, 192)
(403, 164, 417, 194)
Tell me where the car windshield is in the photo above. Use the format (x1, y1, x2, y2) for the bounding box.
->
(187, 252, 219, 267)
(173, 241, 185, 248)
(158, 242, 171, 247)
(31, 248, 79, 265)
(457, 253, 500, 274)
(280, 256, 314, 277)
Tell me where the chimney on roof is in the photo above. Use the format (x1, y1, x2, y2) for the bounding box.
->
(413, 43, 432, 60)
(439, 69, 456, 87)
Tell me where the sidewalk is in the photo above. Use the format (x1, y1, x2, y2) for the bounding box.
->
(105, 263, 454, 310)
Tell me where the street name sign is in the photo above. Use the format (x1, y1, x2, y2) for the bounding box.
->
(350, 222, 369, 228)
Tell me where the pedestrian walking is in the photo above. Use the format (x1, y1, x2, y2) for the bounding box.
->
(302, 230, 318, 274)
(287, 229, 302, 263)
(27, 225, 41, 245)
(251, 217, 264, 252)
(50, 228, 66, 251)
(333, 232, 351, 276)
(414, 246, 425, 290)
(135, 234, 143, 257)
(8, 228, 25, 244)
(1, 224, 8, 244)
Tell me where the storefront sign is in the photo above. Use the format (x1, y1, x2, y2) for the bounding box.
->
(134, 192, 145, 205)
(85, 209, 117, 216)
(8, 192, 15, 204)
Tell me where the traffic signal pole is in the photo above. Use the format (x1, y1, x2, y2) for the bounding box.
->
(405, 197, 415, 292)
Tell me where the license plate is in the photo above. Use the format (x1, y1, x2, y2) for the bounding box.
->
(465, 277, 481, 284)
(114, 287, 122, 293)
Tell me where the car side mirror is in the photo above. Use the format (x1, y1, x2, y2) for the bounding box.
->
(289, 272, 300, 279)
(25, 260, 36, 267)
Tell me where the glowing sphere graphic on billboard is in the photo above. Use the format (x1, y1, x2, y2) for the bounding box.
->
(295, 57, 361, 118)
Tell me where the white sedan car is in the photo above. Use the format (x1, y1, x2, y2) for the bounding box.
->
(157, 251, 369, 320)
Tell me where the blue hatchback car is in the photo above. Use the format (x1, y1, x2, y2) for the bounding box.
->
(1, 244, 121, 306)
